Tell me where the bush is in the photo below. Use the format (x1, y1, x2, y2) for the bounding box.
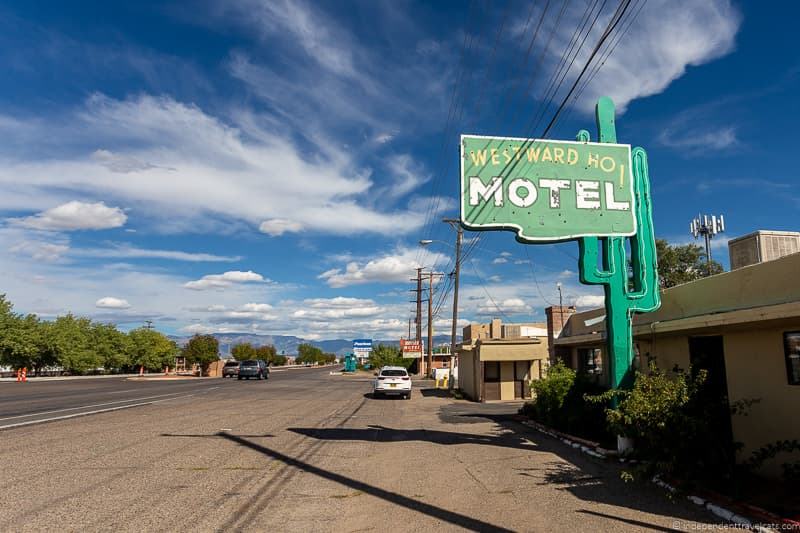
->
(589, 362, 754, 487)
(527, 361, 575, 428)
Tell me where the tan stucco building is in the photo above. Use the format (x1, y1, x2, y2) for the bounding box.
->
(458, 319, 549, 402)
(552, 251, 800, 478)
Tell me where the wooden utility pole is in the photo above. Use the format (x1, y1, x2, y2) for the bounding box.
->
(424, 271, 444, 378)
(427, 272, 434, 377)
(409, 268, 424, 375)
(415, 268, 423, 344)
(443, 218, 463, 389)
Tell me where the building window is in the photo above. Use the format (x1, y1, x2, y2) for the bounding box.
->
(578, 348, 603, 375)
(484, 361, 500, 382)
(785, 332, 800, 385)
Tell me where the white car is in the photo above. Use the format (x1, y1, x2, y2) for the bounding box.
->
(372, 366, 412, 399)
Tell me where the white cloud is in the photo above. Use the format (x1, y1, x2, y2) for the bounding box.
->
(10, 240, 69, 262)
(76, 244, 241, 262)
(95, 297, 131, 309)
(477, 297, 531, 316)
(0, 94, 429, 237)
(10, 201, 127, 231)
(488, 275, 502, 283)
(381, 154, 431, 199)
(304, 296, 375, 308)
(184, 270, 268, 290)
(575, 295, 605, 309)
(492, 257, 508, 265)
(567, 0, 741, 114)
(374, 133, 394, 144)
(259, 218, 304, 236)
(319, 247, 447, 288)
(238, 303, 273, 312)
(659, 126, 738, 152)
(91, 149, 160, 173)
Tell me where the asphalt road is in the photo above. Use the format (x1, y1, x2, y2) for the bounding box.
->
(0, 376, 225, 429)
(0, 367, 721, 532)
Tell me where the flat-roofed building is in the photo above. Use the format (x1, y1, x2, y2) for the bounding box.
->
(457, 319, 549, 402)
(550, 249, 800, 479)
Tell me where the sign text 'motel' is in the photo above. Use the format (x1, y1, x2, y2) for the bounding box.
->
(459, 97, 661, 393)
(461, 136, 636, 241)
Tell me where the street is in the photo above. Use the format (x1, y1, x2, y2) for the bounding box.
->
(0, 367, 720, 532)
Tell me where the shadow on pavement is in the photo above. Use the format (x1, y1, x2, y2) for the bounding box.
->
(291, 416, 722, 527)
(289, 424, 540, 451)
(362, 393, 409, 400)
(575, 510, 679, 533)
(419, 388, 451, 398)
(216, 432, 514, 532)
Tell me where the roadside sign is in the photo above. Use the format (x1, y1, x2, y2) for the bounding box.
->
(458, 97, 661, 393)
(352, 339, 372, 360)
(400, 339, 422, 359)
(461, 135, 635, 241)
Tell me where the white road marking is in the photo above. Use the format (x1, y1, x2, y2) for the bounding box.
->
(0, 384, 221, 422)
(0, 389, 217, 430)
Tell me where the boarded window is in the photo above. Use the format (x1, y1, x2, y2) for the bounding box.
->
(785, 332, 800, 385)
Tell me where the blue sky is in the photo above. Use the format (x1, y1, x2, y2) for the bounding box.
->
(0, 0, 796, 340)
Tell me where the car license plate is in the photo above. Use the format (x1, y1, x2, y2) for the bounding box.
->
(390, 383, 396, 388)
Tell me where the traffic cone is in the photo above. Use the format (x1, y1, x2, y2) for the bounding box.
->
(16, 368, 21, 382)
(21, 367, 27, 382)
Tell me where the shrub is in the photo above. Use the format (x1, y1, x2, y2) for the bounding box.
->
(588, 362, 754, 487)
(746, 440, 800, 483)
(528, 361, 575, 428)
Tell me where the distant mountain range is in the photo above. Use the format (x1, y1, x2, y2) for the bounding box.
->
(169, 333, 456, 356)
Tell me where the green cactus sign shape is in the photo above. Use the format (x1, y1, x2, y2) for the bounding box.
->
(460, 96, 660, 391)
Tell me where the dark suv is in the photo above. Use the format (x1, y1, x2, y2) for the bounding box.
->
(238, 359, 269, 380)
(222, 360, 240, 378)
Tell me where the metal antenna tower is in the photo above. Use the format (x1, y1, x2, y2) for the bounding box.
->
(690, 214, 725, 274)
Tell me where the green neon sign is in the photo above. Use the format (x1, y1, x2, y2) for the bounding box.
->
(461, 136, 635, 241)
(460, 97, 660, 392)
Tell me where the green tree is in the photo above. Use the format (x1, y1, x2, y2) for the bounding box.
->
(255, 344, 277, 364)
(296, 343, 323, 364)
(656, 239, 724, 288)
(231, 342, 257, 361)
(182, 334, 219, 367)
(272, 354, 288, 366)
(369, 344, 411, 369)
(0, 308, 54, 374)
(90, 322, 131, 372)
(49, 314, 101, 374)
(128, 328, 178, 371)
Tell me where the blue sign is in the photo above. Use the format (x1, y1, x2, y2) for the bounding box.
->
(352, 339, 372, 360)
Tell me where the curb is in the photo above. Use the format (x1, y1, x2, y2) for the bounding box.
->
(517, 416, 787, 532)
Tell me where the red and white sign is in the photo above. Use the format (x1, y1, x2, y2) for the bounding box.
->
(401, 339, 423, 359)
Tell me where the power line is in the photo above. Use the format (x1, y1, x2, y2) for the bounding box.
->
(468, 258, 512, 321)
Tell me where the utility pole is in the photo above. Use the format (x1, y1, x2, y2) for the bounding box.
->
(410, 268, 424, 375)
(443, 218, 463, 390)
(427, 271, 434, 378)
(424, 271, 445, 378)
(415, 267, 423, 344)
(557, 282, 563, 332)
(690, 214, 725, 274)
